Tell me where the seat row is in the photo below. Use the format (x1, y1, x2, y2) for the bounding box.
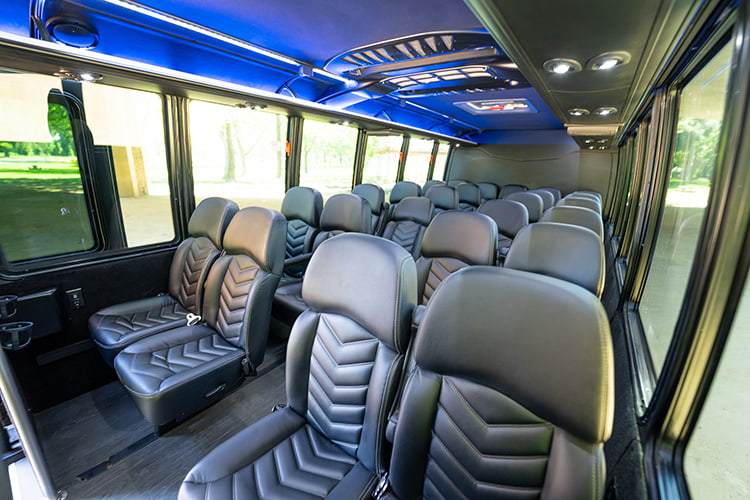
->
(178, 232, 615, 499)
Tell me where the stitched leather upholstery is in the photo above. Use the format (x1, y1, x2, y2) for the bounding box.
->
(455, 182, 481, 211)
(424, 185, 458, 216)
(505, 191, 544, 222)
(498, 183, 528, 198)
(381, 197, 433, 259)
(559, 196, 602, 214)
(179, 234, 417, 500)
(477, 182, 499, 201)
(282, 187, 323, 278)
(90, 197, 238, 365)
(542, 205, 604, 239)
(529, 189, 555, 210)
(115, 207, 286, 425)
(446, 179, 465, 187)
(478, 199, 529, 262)
(387, 181, 422, 220)
(352, 183, 387, 234)
(505, 222, 605, 297)
(387, 267, 614, 499)
(423, 179, 445, 192)
(538, 186, 562, 203)
(416, 211, 496, 304)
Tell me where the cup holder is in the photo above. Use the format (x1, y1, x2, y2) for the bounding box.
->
(0, 321, 32, 351)
(0, 295, 18, 319)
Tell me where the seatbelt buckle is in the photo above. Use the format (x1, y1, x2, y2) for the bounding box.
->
(373, 472, 390, 499)
(241, 356, 256, 377)
(186, 313, 202, 326)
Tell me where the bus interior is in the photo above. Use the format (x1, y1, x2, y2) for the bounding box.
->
(0, 0, 748, 498)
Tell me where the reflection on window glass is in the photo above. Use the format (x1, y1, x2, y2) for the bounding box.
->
(684, 275, 750, 498)
(299, 119, 357, 200)
(362, 135, 402, 197)
(0, 89, 94, 262)
(403, 138, 434, 184)
(85, 83, 174, 247)
(190, 101, 287, 211)
(433, 143, 451, 181)
(639, 43, 732, 378)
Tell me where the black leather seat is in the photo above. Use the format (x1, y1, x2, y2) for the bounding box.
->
(505, 191, 545, 222)
(559, 195, 602, 214)
(352, 183, 387, 234)
(529, 188, 555, 211)
(424, 185, 458, 216)
(446, 179, 466, 187)
(281, 186, 323, 279)
(456, 182, 481, 211)
(178, 233, 417, 500)
(416, 211, 496, 304)
(385, 266, 614, 498)
(498, 183, 528, 198)
(382, 197, 433, 259)
(114, 207, 286, 426)
(538, 186, 562, 203)
(273, 193, 370, 323)
(89, 197, 238, 366)
(422, 179, 444, 192)
(477, 181, 499, 201)
(542, 205, 604, 239)
(387, 181, 422, 220)
(505, 222, 605, 297)
(477, 199, 529, 263)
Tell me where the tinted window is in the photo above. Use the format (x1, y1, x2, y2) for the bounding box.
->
(402, 138, 434, 184)
(299, 119, 357, 200)
(362, 135, 402, 197)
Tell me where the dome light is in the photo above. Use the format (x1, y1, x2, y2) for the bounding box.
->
(584, 139, 594, 143)
(594, 107, 618, 116)
(543, 58, 582, 74)
(589, 51, 631, 71)
(568, 108, 590, 117)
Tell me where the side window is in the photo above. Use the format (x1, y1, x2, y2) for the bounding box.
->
(432, 142, 451, 180)
(362, 135, 403, 197)
(83, 83, 175, 247)
(402, 138, 434, 184)
(189, 100, 288, 210)
(0, 73, 94, 262)
(638, 43, 732, 381)
(299, 119, 357, 200)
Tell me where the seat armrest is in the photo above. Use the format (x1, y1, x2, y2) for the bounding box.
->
(284, 253, 313, 270)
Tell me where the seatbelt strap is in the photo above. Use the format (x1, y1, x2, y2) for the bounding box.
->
(373, 472, 390, 499)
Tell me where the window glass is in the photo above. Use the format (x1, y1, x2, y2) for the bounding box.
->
(189, 101, 287, 211)
(0, 79, 94, 262)
(684, 276, 750, 498)
(299, 119, 357, 200)
(84, 83, 174, 247)
(403, 138, 434, 184)
(433, 143, 451, 181)
(362, 135, 402, 197)
(639, 43, 732, 377)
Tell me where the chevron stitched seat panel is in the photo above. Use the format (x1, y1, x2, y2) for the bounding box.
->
(215, 256, 260, 346)
(422, 258, 469, 305)
(286, 219, 313, 258)
(423, 377, 554, 500)
(177, 238, 219, 312)
(388, 221, 422, 254)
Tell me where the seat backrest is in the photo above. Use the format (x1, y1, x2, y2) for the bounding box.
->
(423, 179, 445, 192)
(456, 182, 481, 211)
(498, 183, 527, 198)
(541, 205, 604, 240)
(352, 183, 387, 234)
(416, 211, 496, 304)
(424, 185, 458, 216)
(288, 233, 417, 471)
(201, 207, 286, 367)
(505, 191, 545, 222)
(568, 192, 602, 206)
(505, 222, 605, 297)
(446, 179, 466, 187)
(477, 182, 499, 201)
(281, 186, 323, 259)
(312, 193, 371, 251)
(382, 197, 433, 259)
(389, 181, 422, 204)
(574, 190, 602, 201)
(388, 266, 613, 499)
(529, 189, 555, 211)
(168, 197, 239, 314)
(477, 199, 529, 258)
(559, 196, 602, 214)
(538, 186, 562, 203)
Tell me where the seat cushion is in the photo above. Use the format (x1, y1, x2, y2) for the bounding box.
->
(89, 295, 190, 366)
(115, 324, 245, 425)
(179, 407, 376, 500)
(273, 280, 307, 324)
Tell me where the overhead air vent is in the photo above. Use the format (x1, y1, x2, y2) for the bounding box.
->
(454, 98, 537, 115)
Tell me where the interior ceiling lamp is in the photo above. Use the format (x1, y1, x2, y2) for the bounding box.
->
(588, 51, 631, 71)
(543, 58, 582, 74)
(594, 107, 618, 116)
(568, 108, 590, 116)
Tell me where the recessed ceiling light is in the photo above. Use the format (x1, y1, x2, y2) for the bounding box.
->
(594, 107, 618, 116)
(508, 80, 519, 86)
(568, 108, 590, 116)
(543, 58, 582, 74)
(589, 51, 632, 71)
(584, 139, 594, 143)
(597, 139, 608, 144)
(587, 146, 595, 150)
(598, 146, 606, 150)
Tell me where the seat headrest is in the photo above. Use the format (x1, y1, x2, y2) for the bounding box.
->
(541, 206, 604, 239)
(573, 190, 602, 201)
(477, 182, 499, 200)
(281, 186, 323, 227)
(447, 179, 466, 187)
(188, 197, 239, 249)
(529, 190, 555, 210)
(392, 197, 433, 225)
(505, 222, 605, 297)
(559, 197, 601, 214)
(390, 181, 422, 203)
(498, 184, 528, 198)
(456, 183, 481, 205)
(319, 193, 371, 233)
(352, 183, 385, 216)
(303, 234, 417, 352)
(415, 266, 613, 443)
(537, 186, 562, 203)
(420, 211, 496, 265)
(505, 192, 544, 222)
(424, 185, 458, 210)
(567, 192, 602, 205)
(222, 207, 287, 275)
(423, 179, 445, 192)
(477, 199, 529, 238)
